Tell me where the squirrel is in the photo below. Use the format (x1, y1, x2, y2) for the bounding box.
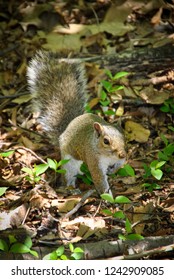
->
(27, 50, 126, 195)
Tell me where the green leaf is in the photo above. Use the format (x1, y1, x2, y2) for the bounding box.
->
(56, 169, 66, 174)
(160, 103, 169, 112)
(23, 236, 32, 249)
(43, 251, 57, 260)
(160, 134, 168, 146)
(110, 85, 124, 91)
(47, 158, 57, 170)
(126, 233, 144, 240)
(100, 90, 107, 101)
(34, 176, 41, 182)
(151, 169, 163, 180)
(0, 239, 9, 252)
(73, 247, 84, 253)
(150, 160, 159, 169)
(102, 209, 113, 216)
(71, 252, 84, 260)
(22, 167, 33, 176)
(101, 193, 114, 203)
(0, 150, 14, 157)
(123, 164, 135, 176)
(114, 195, 131, 204)
(34, 164, 48, 176)
(118, 234, 126, 240)
(56, 245, 65, 257)
(155, 161, 166, 169)
(54, 159, 69, 170)
(0, 187, 8, 196)
(168, 125, 174, 132)
(113, 71, 129, 80)
(10, 243, 30, 254)
(103, 109, 115, 116)
(59, 159, 70, 166)
(117, 164, 135, 177)
(142, 163, 151, 178)
(163, 143, 174, 156)
(101, 80, 112, 92)
(8, 235, 17, 244)
(113, 210, 125, 219)
(117, 168, 128, 176)
(105, 69, 113, 79)
(69, 243, 74, 252)
(100, 100, 110, 106)
(125, 218, 132, 234)
(143, 182, 161, 191)
(29, 249, 38, 258)
(158, 151, 169, 161)
(60, 254, 69, 260)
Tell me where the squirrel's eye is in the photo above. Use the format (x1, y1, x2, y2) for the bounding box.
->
(103, 138, 110, 145)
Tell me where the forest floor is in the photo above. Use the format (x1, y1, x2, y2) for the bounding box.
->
(0, 0, 174, 260)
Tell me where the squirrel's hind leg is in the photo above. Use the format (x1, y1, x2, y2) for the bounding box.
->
(62, 154, 83, 187)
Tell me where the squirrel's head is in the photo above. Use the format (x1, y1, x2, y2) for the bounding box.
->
(93, 122, 126, 165)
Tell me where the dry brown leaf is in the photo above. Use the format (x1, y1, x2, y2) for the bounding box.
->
(0, 204, 28, 230)
(161, 198, 174, 212)
(19, 135, 42, 150)
(57, 197, 81, 213)
(140, 86, 169, 104)
(125, 120, 150, 143)
(125, 202, 154, 234)
(61, 216, 106, 240)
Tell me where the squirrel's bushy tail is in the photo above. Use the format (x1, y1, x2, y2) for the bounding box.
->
(27, 50, 87, 142)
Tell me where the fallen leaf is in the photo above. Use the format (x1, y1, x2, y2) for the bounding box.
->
(125, 121, 150, 143)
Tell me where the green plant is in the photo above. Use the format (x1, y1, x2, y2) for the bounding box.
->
(22, 158, 69, 185)
(22, 164, 48, 184)
(77, 163, 93, 185)
(0, 187, 8, 196)
(0, 150, 14, 157)
(143, 160, 166, 180)
(101, 194, 144, 241)
(43, 243, 84, 260)
(142, 133, 174, 191)
(160, 98, 174, 114)
(46, 158, 69, 174)
(85, 70, 128, 115)
(99, 70, 129, 116)
(116, 164, 135, 177)
(0, 235, 38, 257)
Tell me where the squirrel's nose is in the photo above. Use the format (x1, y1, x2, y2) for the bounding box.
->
(118, 151, 126, 159)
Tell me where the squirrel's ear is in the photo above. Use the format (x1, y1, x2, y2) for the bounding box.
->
(94, 122, 104, 137)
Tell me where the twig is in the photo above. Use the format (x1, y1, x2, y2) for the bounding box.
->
(14, 146, 47, 164)
(124, 243, 174, 260)
(64, 189, 96, 218)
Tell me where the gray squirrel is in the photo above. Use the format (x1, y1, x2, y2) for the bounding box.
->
(27, 50, 126, 195)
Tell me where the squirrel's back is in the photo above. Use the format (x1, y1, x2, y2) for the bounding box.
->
(27, 51, 87, 142)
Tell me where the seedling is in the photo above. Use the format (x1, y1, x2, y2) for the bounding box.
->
(43, 243, 84, 260)
(0, 235, 38, 257)
(101, 193, 144, 241)
(142, 133, 174, 191)
(22, 158, 69, 185)
(22, 164, 48, 184)
(85, 69, 129, 115)
(99, 70, 129, 116)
